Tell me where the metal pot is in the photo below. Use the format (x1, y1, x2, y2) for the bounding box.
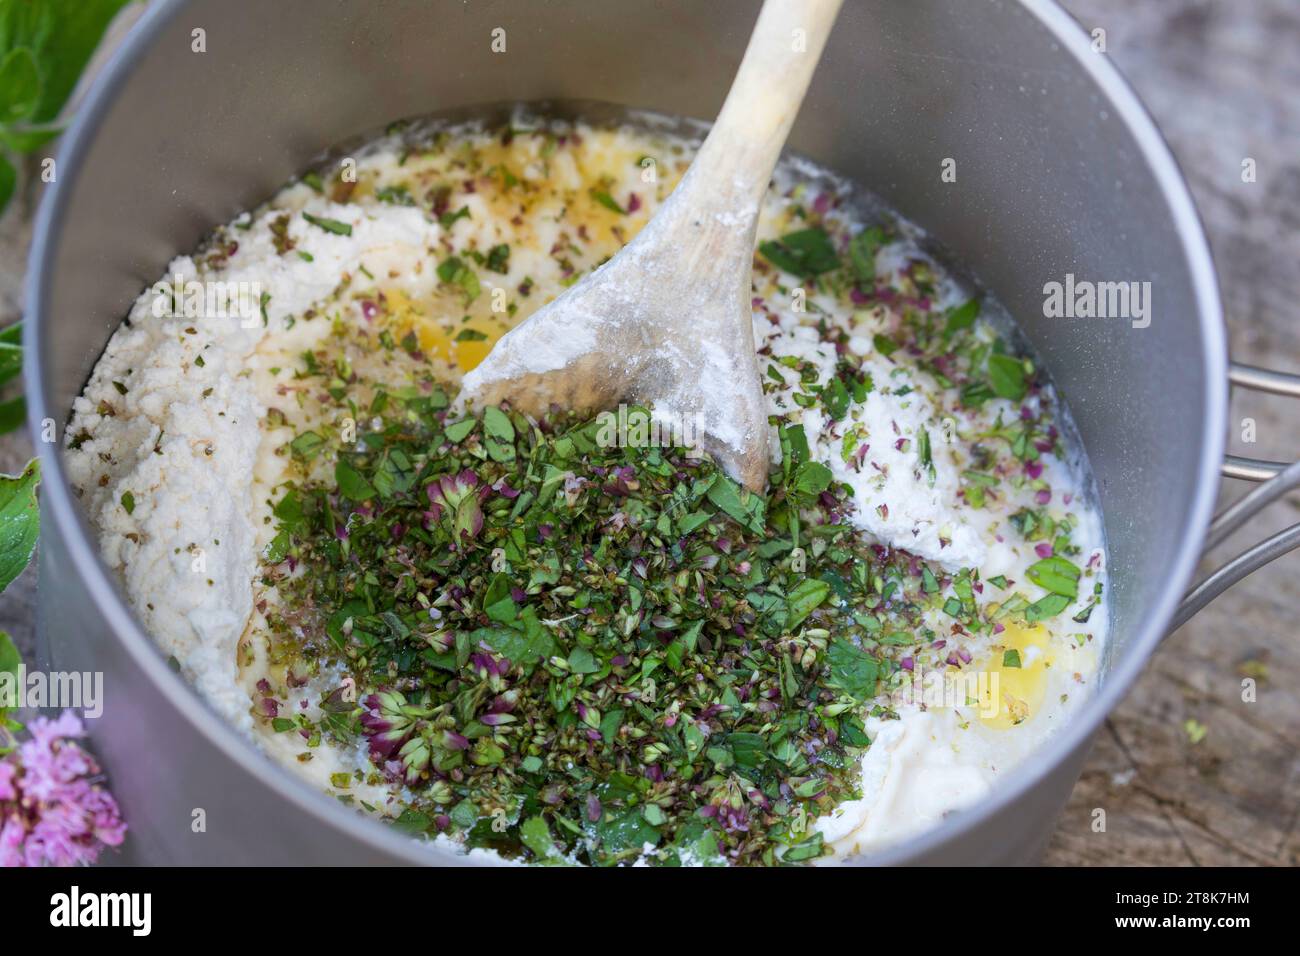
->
(24, 0, 1300, 864)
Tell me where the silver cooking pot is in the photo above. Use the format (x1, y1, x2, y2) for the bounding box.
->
(24, 0, 1300, 864)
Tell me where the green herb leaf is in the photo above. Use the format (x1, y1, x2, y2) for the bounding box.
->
(826, 637, 878, 702)
(0, 46, 40, 124)
(780, 422, 810, 468)
(1026, 555, 1080, 598)
(391, 808, 432, 834)
(0, 338, 20, 387)
(705, 474, 765, 534)
(0, 395, 24, 435)
(593, 807, 659, 853)
(436, 256, 481, 303)
(790, 460, 832, 500)
(783, 831, 825, 862)
(444, 418, 476, 443)
(272, 488, 308, 536)
(847, 226, 885, 285)
(0, 0, 131, 127)
(987, 353, 1027, 401)
(758, 227, 839, 279)
(289, 430, 325, 461)
(375, 184, 414, 206)
(485, 243, 510, 273)
(1025, 592, 1071, 622)
(916, 427, 935, 487)
(482, 405, 515, 442)
(0, 459, 40, 594)
(302, 211, 352, 236)
(334, 460, 377, 501)
(944, 298, 980, 337)
(0, 630, 20, 717)
(474, 623, 554, 665)
(821, 376, 850, 420)
(786, 578, 831, 631)
(439, 205, 470, 228)
(519, 816, 569, 864)
(589, 189, 624, 214)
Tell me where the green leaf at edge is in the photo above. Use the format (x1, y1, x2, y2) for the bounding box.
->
(0, 458, 40, 594)
(0, 0, 135, 126)
(0, 630, 20, 716)
(0, 46, 41, 124)
(0, 154, 14, 217)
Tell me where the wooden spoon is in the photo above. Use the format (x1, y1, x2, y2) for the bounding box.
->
(460, 0, 845, 490)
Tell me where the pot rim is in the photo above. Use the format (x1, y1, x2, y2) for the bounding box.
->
(24, 0, 1227, 865)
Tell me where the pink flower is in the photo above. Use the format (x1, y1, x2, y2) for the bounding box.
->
(0, 762, 16, 802)
(0, 819, 25, 867)
(0, 711, 127, 867)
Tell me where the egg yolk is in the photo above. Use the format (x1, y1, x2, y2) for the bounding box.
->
(978, 621, 1053, 730)
(382, 288, 509, 373)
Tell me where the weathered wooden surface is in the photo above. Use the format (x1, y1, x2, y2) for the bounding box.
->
(0, 1, 1296, 865)
(1047, 0, 1300, 866)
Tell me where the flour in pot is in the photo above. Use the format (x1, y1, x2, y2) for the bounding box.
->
(66, 113, 1108, 863)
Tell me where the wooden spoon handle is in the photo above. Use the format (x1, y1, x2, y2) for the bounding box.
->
(678, 0, 844, 219)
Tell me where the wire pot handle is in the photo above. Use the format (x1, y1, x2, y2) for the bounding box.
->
(1171, 362, 1300, 631)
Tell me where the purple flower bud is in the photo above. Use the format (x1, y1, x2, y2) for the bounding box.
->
(425, 469, 485, 542)
(492, 478, 521, 499)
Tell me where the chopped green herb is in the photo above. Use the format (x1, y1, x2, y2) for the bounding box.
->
(439, 205, 470, 228)
(589, 189, 625, 214)
(1026, 556, 1080, 599)
(758, 227, 839, 279)
(987, 353, 1027, 402)
(847, 226, 886, 285)
(302, 211, 353, 236)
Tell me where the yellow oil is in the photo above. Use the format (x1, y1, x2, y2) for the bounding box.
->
(382, 288, 510, 374)
(978, 621, 1053, 730)
(352, 127, 682, 374)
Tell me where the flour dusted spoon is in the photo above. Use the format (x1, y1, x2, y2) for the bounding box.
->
(460, 0, 844, 490)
